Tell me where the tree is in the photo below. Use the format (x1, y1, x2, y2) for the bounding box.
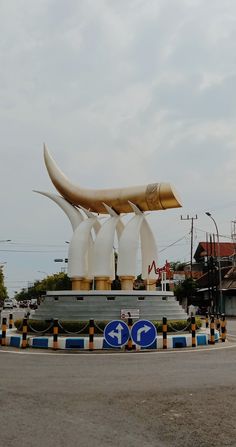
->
(0, 267, 8, 301)
(170, 261, 187, 272)
(174, 277, 197, 302)
(15, 272, 71, 301)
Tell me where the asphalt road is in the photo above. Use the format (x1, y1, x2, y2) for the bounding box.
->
(0, 307, 35, 323)
(0, 340, 236, 447)
(227, 318, 236, 338)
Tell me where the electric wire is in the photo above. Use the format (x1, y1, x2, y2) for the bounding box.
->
(159, 232, 190, 253)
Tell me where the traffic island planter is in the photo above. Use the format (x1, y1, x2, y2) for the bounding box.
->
(1, 328, 220, 351)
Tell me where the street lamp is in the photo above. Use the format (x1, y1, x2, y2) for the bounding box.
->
(205, 212, 223, 313)
(54, 258, 68, 273)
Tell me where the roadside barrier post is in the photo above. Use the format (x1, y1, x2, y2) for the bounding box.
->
(1, 317, 7, 346)
(205, 312, 209, 329)
(89, 319, 94, 351)
(126, 317, 134, 351)
(216, 314, 220, 332)
(191, 316, 196, 347)
(210, 315, 215, 345)
(53, 319, 59, 350)
(162, 317, 167, 349)
(21, 317, 28, 349)
(220, 314, 226, 342)
(9, 313, 13, 329)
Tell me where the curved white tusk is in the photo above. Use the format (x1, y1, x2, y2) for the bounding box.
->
(128, 201, 143, 215)
(117, 214, 144, 277)
(34, 190, 83, 231)
(140, 218, 158, 280)
(102, 203, 119, 217)
(43, 144, 182, 214)
(103, 203, 124, 238)
(78, 205, 101, 235)
(93, 214, 120, 279)
(78, 205, 96, 219)
(67, 217, 97, 279)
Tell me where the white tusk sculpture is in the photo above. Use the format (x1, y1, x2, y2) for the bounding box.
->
(43, 144, 182, 214)
(92, 209, 120, 289)
(129, 202, 158, 289)
(77, 206, 101, 280)
(78, 205, 101, 235)
(67, 216, 98, 289)
(140, 219, 158, 290)
(103, 203, 124, 239)
(36, 145, 183, 291)
(117, 205, 144, 290)
(34, 191, 84, 230)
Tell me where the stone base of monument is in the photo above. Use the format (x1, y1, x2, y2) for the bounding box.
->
(32, 290, 188, 322)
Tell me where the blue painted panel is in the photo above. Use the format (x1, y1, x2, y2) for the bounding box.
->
(10, 336, 21, 347)
(172, 337, 187, 348)
(32, 338, 49, 348)
(197, 334, 207, 346)
(65, 338, 84, 349)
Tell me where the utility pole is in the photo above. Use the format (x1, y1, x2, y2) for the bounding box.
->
(231, 220, 236, 266)
(206, 212, 223, 313)
(181, 215, 198, 277)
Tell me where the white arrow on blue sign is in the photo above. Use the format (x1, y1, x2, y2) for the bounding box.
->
(104, 320, 130, 348)
(131, 320, 157, 347)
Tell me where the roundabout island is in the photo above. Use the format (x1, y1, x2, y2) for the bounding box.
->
(0, 146, 226, 352)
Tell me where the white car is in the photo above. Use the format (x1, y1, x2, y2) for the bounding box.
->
(3, 299, 14, 309)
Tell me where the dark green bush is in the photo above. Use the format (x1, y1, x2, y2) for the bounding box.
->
(14, 319, 107, 334)
(153, 317, 202, 332)
(14, 318, 201, 335)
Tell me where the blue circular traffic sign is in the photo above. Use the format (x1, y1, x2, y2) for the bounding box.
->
(131, 320, 157, 347)
(104, 320, 130, 348)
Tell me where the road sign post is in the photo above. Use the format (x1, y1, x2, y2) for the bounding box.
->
(131, 320, 157, 348)
(104, 320, 130, 348)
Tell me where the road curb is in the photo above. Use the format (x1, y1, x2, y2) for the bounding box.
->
(1, 328, 220, 351)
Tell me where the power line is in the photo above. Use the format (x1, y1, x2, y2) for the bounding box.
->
(0, 249, 66, 253)
(193, 226, 233, 240)
(8, 242, 66, 247)
(159, 233, 190, 253)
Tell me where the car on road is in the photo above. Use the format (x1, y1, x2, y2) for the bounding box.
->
(29, 299, 38, 310)
(3, 299, 14, 309)
(19, 300, 28, 308)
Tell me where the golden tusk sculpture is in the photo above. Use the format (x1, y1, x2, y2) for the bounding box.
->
(44, 144, 182, 214)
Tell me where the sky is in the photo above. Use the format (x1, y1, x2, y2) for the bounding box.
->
(1, 0, 236, 297)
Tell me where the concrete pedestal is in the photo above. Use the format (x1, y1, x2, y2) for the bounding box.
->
(120, 276, 135, 290)
(95, 276, 111, 290)
(33, 290, 189, 322)
(145, 279, 157, 291)
(71, 278, 92, 291)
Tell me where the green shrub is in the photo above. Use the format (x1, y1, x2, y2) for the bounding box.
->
(153, 317, 202, 333)
(14, 318, 201, 335)
(14, 319, 107, 334)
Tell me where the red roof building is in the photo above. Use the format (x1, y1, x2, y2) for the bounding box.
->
(194, 242, 236, 262)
